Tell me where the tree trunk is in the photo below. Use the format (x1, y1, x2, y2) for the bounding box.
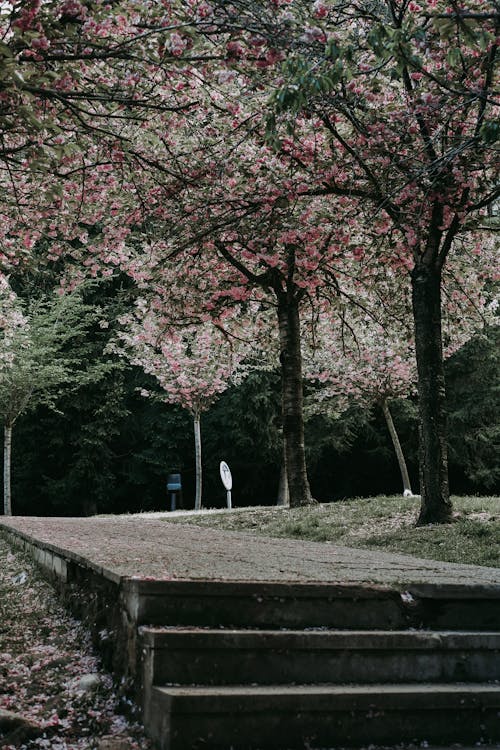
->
(276, 436, 290, 507)
(411, 263, 452, 524)
(381, 398, 413, 496)
(193, 412, 203, 511)
(277, 294, 313, 507)
(3, 423, 12, 516)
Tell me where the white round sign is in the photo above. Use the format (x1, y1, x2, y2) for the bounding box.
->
(219, 461, 233, 491)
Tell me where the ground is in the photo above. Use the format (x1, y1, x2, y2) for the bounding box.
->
(1, 499, 499, 750)
(0, 535, 153, 750)
(1, 512, 500, 585)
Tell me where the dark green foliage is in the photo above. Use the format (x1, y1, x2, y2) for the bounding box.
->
(117, 384, 193, 512)
(305, 399, 419, 501)
(446, 327, 500, 494)
(4, 272, 193, 516)
(202, 369, 283, 506)
(4, 319, 498, 516)
(11, 366, 194, 516)
(12, 370, 129, 516)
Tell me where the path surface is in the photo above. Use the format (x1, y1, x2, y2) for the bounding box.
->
(1, 513, 499, 587)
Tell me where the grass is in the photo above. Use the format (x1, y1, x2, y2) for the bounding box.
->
(167, 495, 500, 568)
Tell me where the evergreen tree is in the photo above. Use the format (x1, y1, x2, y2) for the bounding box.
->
(0, 280, 114, 514)
(203, 370, 283, 506)
(446, 327, 500, 493)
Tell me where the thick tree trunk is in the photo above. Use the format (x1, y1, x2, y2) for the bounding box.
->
(411, 263, 452, 524)
(3, 423, 12, 516)
(277, 294, 313, 507)
(193, 413, 202, 511)
(381, 398, 413, 496)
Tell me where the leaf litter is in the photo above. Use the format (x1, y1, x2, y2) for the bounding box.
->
(0, 536, 153, 750)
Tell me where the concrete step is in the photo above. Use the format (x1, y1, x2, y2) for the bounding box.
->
(125, 580, 409, 629)
(140, 627, 500, 686)
(124, 579, 500, 631)
(147, 682, 500, 750)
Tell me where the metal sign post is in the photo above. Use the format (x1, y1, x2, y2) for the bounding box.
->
(219, 461, 233, 509)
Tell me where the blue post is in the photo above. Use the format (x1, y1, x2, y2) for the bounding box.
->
(166, 473, 182, 512)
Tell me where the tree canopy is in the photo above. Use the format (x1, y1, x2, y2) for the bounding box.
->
(0, 0, 497, 519)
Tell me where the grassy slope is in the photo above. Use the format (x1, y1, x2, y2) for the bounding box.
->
(168, 495, 500, 568)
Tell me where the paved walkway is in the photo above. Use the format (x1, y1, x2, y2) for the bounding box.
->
(1, 513, 499, 589)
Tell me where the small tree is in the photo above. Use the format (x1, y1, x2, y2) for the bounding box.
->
(305, 247, 496, 499)
(0, 278, 107, 515)
(115, 302, 252, 510)
(305, 306, 417, 497)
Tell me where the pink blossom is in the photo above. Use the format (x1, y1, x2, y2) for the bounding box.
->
(312, 1, 328, 19)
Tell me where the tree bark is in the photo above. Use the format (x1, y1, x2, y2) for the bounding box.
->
(193, 412, 203, 511)
(381, 398, 413, 496)
(277, 293, 313, 507)
(411, 263, 452, 524)
(3, 423, 12, 516)
(276, 436, 290, 506)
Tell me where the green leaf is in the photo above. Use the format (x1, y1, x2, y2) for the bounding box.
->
(432, 18, 456, 38)
(480, 121, 499, 144)
(446, 47, 462, 67)
(0, 42, 13, 58)
(325, 40, 340, 61)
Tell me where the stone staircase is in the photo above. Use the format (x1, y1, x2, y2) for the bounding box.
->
(129, 580, 500, 750)
(3, 517, 500, 749)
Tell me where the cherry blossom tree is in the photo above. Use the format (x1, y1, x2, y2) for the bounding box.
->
(4, 0, 495, 522)
(306, 310, 417, 496)
(305, 237, 498, 500)
(0, 1, 353, 509)
(140, 196, 360, 507)
(200, 0, 499, 523)
(114, 300, 255, 510)
(0, 1, 213, 159)
(148, 0, 498, 517)
(0, 0, 216, 273)
(44, 93, 353, 507)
